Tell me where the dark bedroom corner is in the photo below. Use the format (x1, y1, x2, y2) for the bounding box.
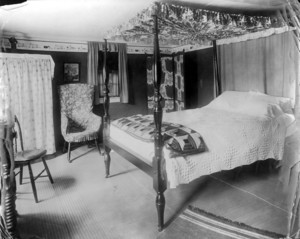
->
(0, 0, 300, 239)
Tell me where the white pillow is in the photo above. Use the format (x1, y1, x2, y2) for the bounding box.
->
(249, 91, 294, 114)
(207, 91, 249, 111)
(207, 91, 288, 118)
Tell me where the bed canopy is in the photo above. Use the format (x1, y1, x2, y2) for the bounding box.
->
(104, 0, 300, 48)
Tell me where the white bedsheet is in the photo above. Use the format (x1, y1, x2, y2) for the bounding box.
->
(110, 106, 288, 188)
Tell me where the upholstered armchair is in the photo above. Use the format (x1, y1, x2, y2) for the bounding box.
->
(59, 84, 101, 162)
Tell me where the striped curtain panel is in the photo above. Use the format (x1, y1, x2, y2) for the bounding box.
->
(147, 54, 185, 112)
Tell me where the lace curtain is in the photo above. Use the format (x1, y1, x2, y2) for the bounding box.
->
(0, 53, 56, 154)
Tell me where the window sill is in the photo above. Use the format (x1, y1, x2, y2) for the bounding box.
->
(99, 97, 120, 103)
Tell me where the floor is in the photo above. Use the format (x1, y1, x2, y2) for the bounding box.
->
(15, 130, 299, 239)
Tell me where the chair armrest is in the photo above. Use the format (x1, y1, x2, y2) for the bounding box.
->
(87, 113, 101, 132)
(61, 113, 69, 138)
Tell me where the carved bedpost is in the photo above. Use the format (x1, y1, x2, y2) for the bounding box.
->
(0, 124, 18, 238)
(103, 39, 111, 178)
(152, 15, 167, 232)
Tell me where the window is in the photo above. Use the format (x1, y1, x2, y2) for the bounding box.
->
(98, 52, 119, 100)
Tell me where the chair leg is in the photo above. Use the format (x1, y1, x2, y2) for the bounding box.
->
(27, 162, 38, 203)
(19, 165, 23, 185)
(67, 142, 72, 163)
(95, 139, 101, 153)
(42, 158, 54, 184)
(104, 146, 111, 178)
(62, 141, 67, 153)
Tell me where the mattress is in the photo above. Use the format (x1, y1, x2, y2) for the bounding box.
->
(110, 105, 288, 188)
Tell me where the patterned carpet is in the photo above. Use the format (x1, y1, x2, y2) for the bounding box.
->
(158, 170, 290, 239)
(159, 166, 291, 239)
(182, 207, 284, 239)
(15, 134, 298, 239)
(16, 147, 112, 239)
(158, 208, 283, 239)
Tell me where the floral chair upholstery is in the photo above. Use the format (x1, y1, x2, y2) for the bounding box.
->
(59, 83, 101, 162)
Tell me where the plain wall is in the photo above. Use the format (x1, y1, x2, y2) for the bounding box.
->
(4, 47, 215, 150)
(94, 54, 149, 120)
(184, 47, 215, 109)
(4, 48, 149, 150)
(4, 48, 87, 150)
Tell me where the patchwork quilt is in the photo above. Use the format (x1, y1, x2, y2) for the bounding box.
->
(112, 114, 206, 157)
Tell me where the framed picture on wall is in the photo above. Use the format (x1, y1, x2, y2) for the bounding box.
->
(63, 63, 80, 82)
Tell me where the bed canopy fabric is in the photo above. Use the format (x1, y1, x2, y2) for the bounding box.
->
(105, 0, 299, 47)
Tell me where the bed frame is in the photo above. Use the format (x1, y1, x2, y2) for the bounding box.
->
(102, 15, 167, 232)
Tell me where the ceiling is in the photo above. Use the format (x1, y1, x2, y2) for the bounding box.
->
(0, 0, 155, 42)
(0, 0, 291, 44)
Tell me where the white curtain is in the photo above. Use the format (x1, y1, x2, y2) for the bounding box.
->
(87, 42, 101, 104)
(0, 53, 56, 154)
(218, 31, 300, 110)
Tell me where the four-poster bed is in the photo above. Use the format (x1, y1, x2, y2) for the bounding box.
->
(101, 12, 297, 231)
(0, 0, 299, 237)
